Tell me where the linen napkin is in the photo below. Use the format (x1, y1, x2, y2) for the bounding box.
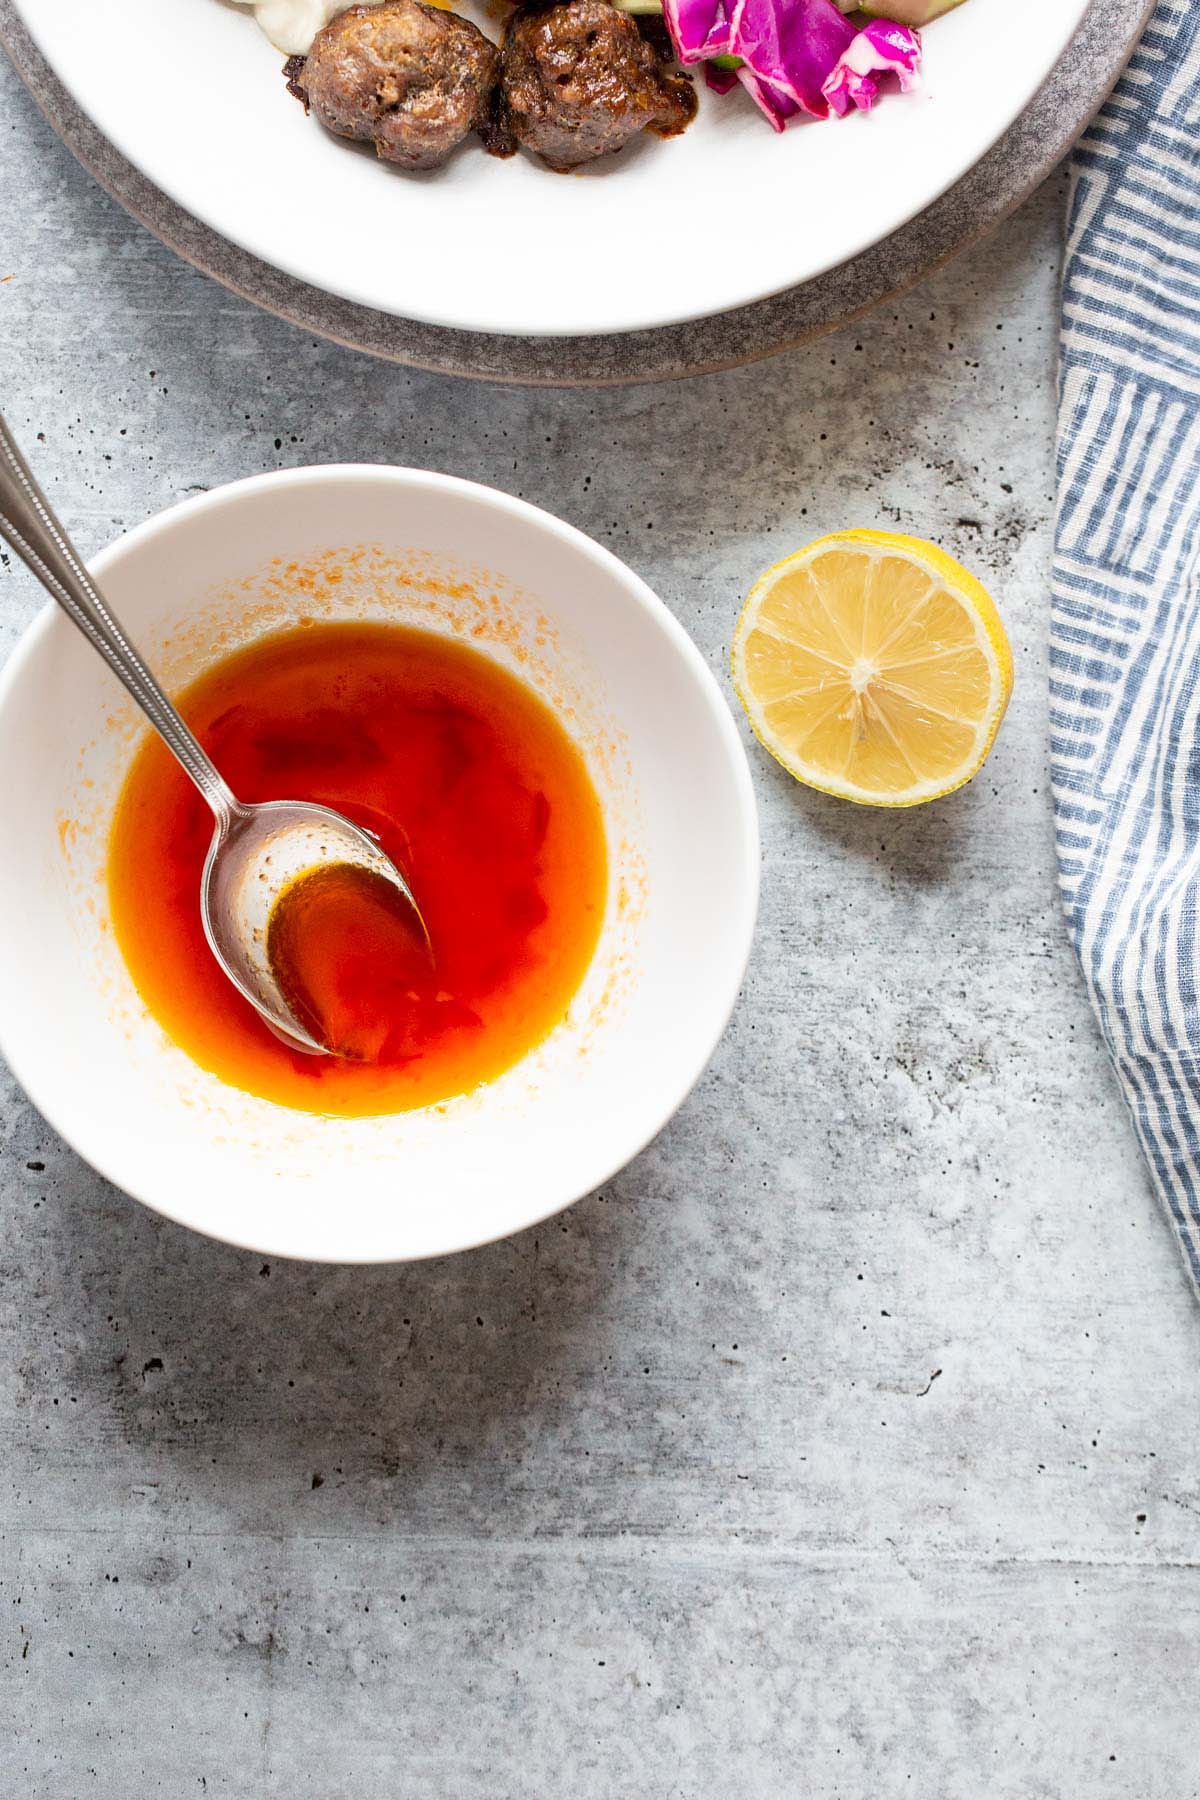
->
(1053, 0, 1200, 1293)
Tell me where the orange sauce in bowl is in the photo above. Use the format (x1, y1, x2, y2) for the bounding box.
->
(107, 622, 607, 1116)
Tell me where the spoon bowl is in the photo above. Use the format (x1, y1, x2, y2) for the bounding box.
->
(201, 798, 430, 1056)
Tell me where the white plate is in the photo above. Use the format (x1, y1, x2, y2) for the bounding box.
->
(0, 468, 759, 1262)
(11, 0, 1087, 336)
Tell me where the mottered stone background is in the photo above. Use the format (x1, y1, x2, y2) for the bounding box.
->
(2, 45, 1199, 1800)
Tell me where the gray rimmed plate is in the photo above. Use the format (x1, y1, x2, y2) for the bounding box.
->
(1, 0, 1152, 383)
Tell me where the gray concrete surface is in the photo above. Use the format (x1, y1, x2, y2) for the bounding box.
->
(2, 50, 1199, 1800)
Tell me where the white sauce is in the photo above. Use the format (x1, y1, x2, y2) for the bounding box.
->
(229, 0, 387, 55)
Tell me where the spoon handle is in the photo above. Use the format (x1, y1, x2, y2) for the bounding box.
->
(0, 413, 237, 825)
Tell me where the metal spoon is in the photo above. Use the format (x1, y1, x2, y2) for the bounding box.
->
(0, 414, 430, 1058)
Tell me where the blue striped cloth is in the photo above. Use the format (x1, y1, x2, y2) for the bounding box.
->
(1054, 0, 1200, 1294)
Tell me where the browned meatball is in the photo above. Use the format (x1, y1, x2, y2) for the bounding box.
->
(499, 0, 696, 171)
(290, 1, 501, 172)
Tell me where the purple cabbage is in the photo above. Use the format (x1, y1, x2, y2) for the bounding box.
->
(704, 60, 742, 94)
(732, 0, 855, 127)
(822, 19, 923, 117)
(666, 0, 923, 133)
(663, 0, 736, 62)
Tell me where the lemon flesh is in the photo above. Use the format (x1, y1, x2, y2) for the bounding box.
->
(731, 531, 1013, 807)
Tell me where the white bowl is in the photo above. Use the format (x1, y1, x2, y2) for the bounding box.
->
(8, 0, 1090, 335)
(0, 468, 759, 1262)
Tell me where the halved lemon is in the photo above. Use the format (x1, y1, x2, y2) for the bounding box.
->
(731, 530, 1013, 807)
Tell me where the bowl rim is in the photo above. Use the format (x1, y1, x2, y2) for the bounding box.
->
(0, 465, 761, 1263)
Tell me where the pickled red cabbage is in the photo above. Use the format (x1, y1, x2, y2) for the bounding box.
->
(822, 19, 923, 116)
(666, 0, 923, 133)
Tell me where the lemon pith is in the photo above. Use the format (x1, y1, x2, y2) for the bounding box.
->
(731, 530, 1013, 808)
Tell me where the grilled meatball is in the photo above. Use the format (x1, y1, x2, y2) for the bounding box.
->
(291, 1, 500, 171)
(499, 0, 696, 171)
